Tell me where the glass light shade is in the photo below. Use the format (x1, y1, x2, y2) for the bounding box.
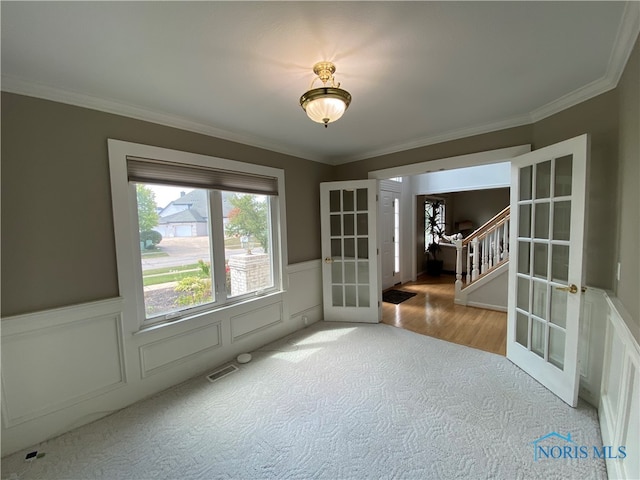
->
(300, 87, 351, 125)
(306, 97, 346, 124)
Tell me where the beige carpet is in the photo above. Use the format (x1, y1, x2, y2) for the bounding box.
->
(1, 322, 606, 479)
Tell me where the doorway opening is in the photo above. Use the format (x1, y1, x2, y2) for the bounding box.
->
(372, 146, 530, 353)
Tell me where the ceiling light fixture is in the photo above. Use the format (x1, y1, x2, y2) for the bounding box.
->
(300, 62, 351, 128)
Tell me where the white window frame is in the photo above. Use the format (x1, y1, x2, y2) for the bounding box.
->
(108, 139, 287, 329)
(424, 196, 446, 250)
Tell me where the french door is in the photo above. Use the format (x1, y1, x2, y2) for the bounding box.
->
(320, 180, 381, 323)
(507, 134, 589, 407)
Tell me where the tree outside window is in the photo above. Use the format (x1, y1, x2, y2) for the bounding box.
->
(225, 194, 269, 253)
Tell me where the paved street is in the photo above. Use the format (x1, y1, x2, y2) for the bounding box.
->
(141, 236, 263, 270)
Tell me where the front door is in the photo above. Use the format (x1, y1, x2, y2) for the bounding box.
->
(320, 180, 381, 323)
(507, 134, 588, 407)
(381, 190, 401, 289)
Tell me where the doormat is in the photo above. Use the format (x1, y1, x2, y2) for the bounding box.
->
(382, 290, 417, 304)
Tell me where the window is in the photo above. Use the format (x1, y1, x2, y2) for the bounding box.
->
(109, 140, 285, 326)
(425, 198, 446, 249)
(393, 198, 400, 273)
(136, 186, 275, 320)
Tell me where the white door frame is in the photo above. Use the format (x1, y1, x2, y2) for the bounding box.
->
(368, 145, 532, 282)
(380, 179, 402, 289)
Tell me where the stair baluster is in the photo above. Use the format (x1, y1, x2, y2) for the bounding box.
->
(451, 206, 510, 299)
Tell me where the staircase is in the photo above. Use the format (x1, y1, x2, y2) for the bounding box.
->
(448, 206, 510, 311)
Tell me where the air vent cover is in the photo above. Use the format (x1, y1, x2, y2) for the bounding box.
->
(206, 364, 239, 383)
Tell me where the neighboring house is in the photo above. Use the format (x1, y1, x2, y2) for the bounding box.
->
(156, 208, 208, 238)
(154, 189, 235, 237)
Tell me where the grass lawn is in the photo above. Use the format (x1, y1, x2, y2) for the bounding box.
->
(141, 251, 169, 258)
(143, 263, 207, 287)
(143, 263, 202, 276)
(143, 270, 207, 286)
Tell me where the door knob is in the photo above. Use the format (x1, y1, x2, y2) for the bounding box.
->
(556, 284, 578, 294)
(324, 257, 333, 264)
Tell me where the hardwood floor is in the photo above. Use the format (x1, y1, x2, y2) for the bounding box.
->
(382, 274, 507, 356)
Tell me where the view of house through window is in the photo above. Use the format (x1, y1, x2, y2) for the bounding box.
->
(135, 183, 273, 319)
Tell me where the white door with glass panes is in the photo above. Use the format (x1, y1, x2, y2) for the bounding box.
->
(320, 180, 381, 323)
(507, 134, 588, 407)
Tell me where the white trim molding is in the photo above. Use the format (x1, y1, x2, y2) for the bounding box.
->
(1, 298, 126, 428)
(0, 74, 324, 164)
(2, 2, 637, 167)
(599, 294, 640, 480)
(0, 259, 322, 456)
(139, 322, 222, 378)
(286, 260, 323, 328)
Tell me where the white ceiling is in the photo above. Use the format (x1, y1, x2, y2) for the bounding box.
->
(1, 2, 638, 165)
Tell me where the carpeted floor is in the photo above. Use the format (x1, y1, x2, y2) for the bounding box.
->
(1, 322, 607, 479)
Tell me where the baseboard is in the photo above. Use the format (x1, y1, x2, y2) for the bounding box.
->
(465, 301, 507, 312)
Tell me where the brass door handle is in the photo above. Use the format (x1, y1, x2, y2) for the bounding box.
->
(556, 284, 578, 294)
(324, 257, 333, 264)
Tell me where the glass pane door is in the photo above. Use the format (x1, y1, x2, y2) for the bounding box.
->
(329, 187, 371, 308)
(514, 156, 573, 370)
(508, 135, 588, 407)
(321, 180, 380, 323)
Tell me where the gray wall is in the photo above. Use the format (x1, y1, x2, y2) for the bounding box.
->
(334, 125, 534, 181)
(1, 93, 333, 317)
(3, 37, 638, 330)
(532, 90, 619, 292)
(615, 36, 639, 331)
(447, 188, 510, 232)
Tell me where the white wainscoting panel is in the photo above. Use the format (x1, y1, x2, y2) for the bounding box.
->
(231, 301, 282, 341)
(1, 299, 125, 427)
(287, 260, 322, 318)
(0, 260, 324, 456)
(139, 322, 222, 378)
(578, 288, 607, 407)
(599, 296, 640, 480)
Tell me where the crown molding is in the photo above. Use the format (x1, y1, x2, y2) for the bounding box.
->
(530, 1, 639, 123)
(606, 1, 640, 87)
(331, 113, 533, 165)
(341, 2, 639, 166)
(0, 75, 330, 165)
(3, 3, 637, 168)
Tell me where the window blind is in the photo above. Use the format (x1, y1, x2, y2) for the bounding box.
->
(127, 156, 278, 196)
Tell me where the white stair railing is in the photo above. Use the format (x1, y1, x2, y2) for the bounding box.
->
(448, 206, 510, 297)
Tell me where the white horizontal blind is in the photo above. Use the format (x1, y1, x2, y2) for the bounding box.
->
(127, 156, 278, 195)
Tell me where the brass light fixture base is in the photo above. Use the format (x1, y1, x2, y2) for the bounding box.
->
(312, 62, 337, 84)
(300, 61, 351, 127)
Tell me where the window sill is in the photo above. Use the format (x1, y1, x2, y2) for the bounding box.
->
(133, 290, 284, 336)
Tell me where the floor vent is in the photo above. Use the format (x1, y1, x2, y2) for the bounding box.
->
(206, 364, 238, 383)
